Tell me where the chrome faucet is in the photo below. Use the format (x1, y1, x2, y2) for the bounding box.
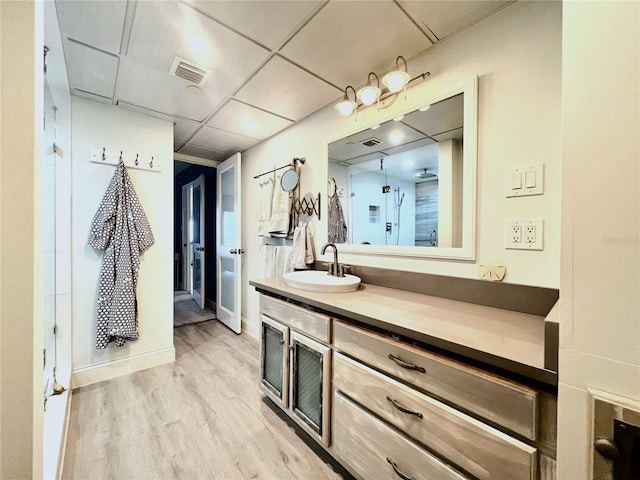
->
(320, 242, 344, 277)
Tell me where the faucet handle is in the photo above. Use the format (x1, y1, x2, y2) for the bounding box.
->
(323, 262, 335, 276)
(336, 264, 351, 277)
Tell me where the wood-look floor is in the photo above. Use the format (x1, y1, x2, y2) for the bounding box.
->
(63, 321, 344, 480)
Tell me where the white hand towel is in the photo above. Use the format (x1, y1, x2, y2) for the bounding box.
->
(257, 176, 274, 236)
(267, 167, 292, 237)
(275, 246, 293, 277)
(304, 226, 315, 265)
(259, 244, 277, 278)
(291, 226, 308, 269)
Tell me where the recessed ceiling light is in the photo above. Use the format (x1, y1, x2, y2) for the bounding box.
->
(393, 114, 405, 122)
(370, 124, 380, 130)
(419, 105, 431, 111)
(186, 85, 202, 95)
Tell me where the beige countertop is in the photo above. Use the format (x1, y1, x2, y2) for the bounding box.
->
(250, 277, 557, 386)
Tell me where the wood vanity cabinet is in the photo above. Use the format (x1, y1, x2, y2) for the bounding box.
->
(332, 320, 557, 480)
(259, 296, 332, 446)
(257, 294, 557, 480)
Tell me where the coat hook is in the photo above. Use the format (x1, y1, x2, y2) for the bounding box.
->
(150, 156, 154, 168)
(102, 147, 106, 161)
(135, 153, 139, 166)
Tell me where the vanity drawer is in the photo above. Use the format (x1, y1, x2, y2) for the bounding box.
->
(332, 390, 468, 480)
(260, 296, 330, 343)
(334, 320, 538, 440)
(333, 353, 537, 480)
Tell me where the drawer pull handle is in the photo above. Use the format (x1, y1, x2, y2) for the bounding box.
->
(386, 395, 423, 419)
(388, 354, 426, 373)
(387, 457, 415, 480)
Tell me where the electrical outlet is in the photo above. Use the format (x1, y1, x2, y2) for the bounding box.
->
(525, 225, 536, 243)
(505, 219, 544, 250)
(512, 225, 522, 243)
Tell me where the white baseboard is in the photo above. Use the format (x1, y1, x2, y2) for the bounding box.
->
(71, 345, 175, 388)
(242, 315, 259, 340)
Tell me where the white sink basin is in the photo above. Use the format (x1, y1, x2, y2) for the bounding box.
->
(283, 270, 361, 293)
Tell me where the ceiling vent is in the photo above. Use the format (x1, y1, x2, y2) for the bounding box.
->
(169, 56, 211, 86)
(361, 137, 383, 147)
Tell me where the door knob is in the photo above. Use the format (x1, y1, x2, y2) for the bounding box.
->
(238, 249, 245, 254)
(195, 247, 205, 252)
(230, 249, 237, 254)
(594, 437, 620, 461)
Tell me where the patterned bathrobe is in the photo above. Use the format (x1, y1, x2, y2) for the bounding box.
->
(88, 161, 154, 348)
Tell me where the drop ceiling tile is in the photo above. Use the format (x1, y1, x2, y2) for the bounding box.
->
(56, 0, 127, 54)
(184, 0, 323, 49)
(116, 58, 224, 121)
(381, 136, 436, 156)
(127, 1, 269, 98)
(398, 0, 511, 40)
(206, 99, 293, 140)
(329, 122, 425, 162)
(235, 56, 341, 121)
(403, 93, 463, 136)
(189, 125, 259, 152)
(432, 127, 464, 143)
(64, 40, 118, 98)
(117, 101, 202, 146)
(281, 2, 430, 88)
(178, 144, 227, 161)
(174, 120, 202, 145)
(74, 89, 112, 104)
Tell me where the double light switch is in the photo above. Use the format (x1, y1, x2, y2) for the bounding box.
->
(505, 164, 544, 197)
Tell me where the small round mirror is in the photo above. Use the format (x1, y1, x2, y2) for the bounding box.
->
(281, 169, 299, 192)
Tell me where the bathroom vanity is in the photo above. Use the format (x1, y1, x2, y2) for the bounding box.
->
(251, 274, 558, 480)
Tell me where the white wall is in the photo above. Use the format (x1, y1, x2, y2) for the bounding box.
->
(71, 98, 175, 387)
(557, 2, 640, 478)
(241, 1, 562, 336)
(0, 2, 45, 477)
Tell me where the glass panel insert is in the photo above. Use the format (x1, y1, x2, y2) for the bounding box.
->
(262, 324, 284, 398)
(293, 341, 323, 434)
(220, 257, 234, 312)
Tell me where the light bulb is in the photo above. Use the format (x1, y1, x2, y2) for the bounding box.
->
(335, 100, 356, 117)
(357, 86, 381, 106)
(382, 71, 410, 93)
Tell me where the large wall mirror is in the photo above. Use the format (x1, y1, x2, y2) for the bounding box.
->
(326, 76, 477, 260)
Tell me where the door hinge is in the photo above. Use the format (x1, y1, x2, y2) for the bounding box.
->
(53, 324, 57, 335)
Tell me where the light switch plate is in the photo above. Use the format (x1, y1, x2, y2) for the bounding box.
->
(505, 219, 544, 250)
(505, 164, 544, 197)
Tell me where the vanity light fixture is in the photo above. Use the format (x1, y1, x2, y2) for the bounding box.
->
(357, 72, 382, 106)
(335, 86, 357, 117)
(382, 56, 410, 93)
(335, 56, 430, 118)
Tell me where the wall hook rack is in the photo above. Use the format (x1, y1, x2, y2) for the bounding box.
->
(293, 193, 321, 220)
(90, 148, 161, 172)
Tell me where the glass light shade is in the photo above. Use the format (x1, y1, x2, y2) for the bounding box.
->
(357, 86, 381, 106)
(382, 70, 410, 92)
(335, 99, 356, 117)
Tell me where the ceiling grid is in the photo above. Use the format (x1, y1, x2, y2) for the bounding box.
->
(54, 0, 510, 162)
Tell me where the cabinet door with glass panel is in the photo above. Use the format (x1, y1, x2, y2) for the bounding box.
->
(259, 315, 331, 446)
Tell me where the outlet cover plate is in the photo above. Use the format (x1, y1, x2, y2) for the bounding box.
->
(505, 219, 544, 250)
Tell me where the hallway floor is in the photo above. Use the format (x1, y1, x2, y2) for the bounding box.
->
(62, 321, 343, 479)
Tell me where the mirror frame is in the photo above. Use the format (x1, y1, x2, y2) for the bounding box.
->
(324, 75, 478, 260)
